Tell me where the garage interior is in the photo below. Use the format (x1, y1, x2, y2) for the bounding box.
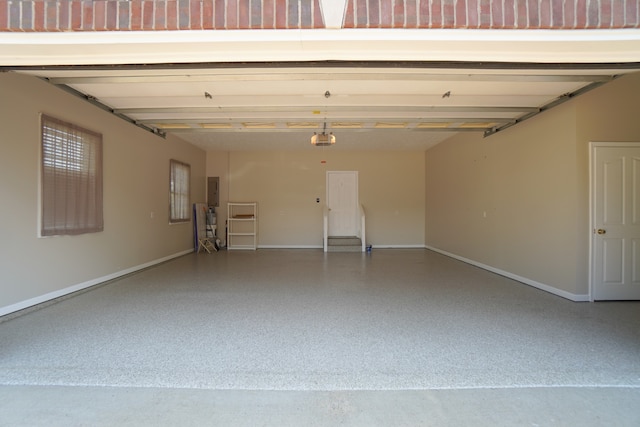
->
(2, 5, 640, 425)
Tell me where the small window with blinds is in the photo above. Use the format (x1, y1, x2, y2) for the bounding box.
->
(41, 115, 103, 236)
(170, 159, 190, 223)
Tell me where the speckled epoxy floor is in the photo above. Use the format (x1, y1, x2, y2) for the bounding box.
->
(1, 249, 640, 391)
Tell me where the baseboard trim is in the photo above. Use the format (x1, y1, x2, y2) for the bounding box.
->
(425, 245, 590, 302)
(258, 245, 323, 249)
(0, 249, 194, 318)
(256, 245, 425, 250)
(372, 244, 426, 249)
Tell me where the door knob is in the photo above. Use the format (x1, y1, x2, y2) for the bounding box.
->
(596, 229, 606, 235)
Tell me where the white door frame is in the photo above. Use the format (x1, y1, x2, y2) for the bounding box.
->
(589, 141, 640, 301)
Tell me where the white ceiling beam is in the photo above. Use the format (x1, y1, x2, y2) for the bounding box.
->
(114, 105, 538, 115)
(45, 73, 615, 85)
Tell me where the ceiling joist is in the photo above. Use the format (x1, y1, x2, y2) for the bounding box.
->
(11, 59, 636, 149)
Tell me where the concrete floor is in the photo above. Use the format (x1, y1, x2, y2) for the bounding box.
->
(1, 385, 639, 426)
(1, 249, 639, 425)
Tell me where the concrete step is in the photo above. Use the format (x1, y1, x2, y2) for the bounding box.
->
(327, 236, 362, 252)
(327, 244, 362, 253)
(328, 236, 361, 246)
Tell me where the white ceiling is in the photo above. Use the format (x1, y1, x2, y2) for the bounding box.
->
(4, 29, 640, 151)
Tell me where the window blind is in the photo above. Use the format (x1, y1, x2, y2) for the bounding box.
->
(170, 159, 190, 223)
(41, 115, 103, 236)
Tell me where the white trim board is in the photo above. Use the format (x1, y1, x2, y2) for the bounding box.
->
(425, 245, 590, 302)
(0, 249, 194, 318)
(1, 29, 639, 66)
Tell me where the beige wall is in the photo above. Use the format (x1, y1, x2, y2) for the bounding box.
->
(207, 150, 425, 247)
(574, 72, 640, 290)
(425, 72, 640, 299)
(0, 73, 206, 312)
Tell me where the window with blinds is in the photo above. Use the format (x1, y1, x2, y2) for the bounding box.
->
(41, 115, 103, 236)
(170, 159, 190, 223)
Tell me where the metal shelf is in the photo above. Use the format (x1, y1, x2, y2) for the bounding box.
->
(227, 202, 257, 250)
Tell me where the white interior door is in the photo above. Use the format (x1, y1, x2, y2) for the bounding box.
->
(327, 171, 358, 237)
(591, 143, 640, 300)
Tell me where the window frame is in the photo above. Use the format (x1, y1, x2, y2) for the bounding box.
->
(169, 159, 191, 224)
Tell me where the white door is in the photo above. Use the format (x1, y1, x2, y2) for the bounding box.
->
(591, 143, 640, 300)
(327, 171, 358, 237)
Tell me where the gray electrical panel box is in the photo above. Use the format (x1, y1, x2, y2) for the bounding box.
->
(207, 176, 219, 207)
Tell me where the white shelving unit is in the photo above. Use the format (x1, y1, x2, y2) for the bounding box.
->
(227, 202, 257, 250)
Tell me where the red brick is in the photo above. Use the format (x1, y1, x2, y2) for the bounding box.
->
(287, 0, 298, 27)
(227, 0, 238, 28)
(237, 0, 248, 28)
(0, 0, 6, 31)
(106, 0, 117, 29)
(178, 0, 189, 29)
(430, 0, 440, 27)
(8, 0, 19, 30)
(191, 0, 201, 29)
(453, 0, 465, 27)
(0, 0, 11, 31)
(479, 0, 490, 28)
(626, 0, 638, 27)
(406, 0, 417, 27)
(58, 0, 69, 30)
(313, 0, 324, 28)
(202, 0, 214, 28)
(71, 0, 82, 30)
(612, 0, 624, 27)
(467, 0, 479, 28)
(82, 1, 94, 30)
(34, 1, 45, 31)
(251, 0, 263, 28)
(563, 0, 575, 28)
(369, 0, 380, 27)
(587, 0, 599, 27)
(600, 0, 612, 27)
(155, 1, 166, 30)
(303, 0, 313, 28)
(539, 0, 550, 28)
(379, 0, 392, 27)
(118, 1, 130, 30)
(551, 0, 563, 28)
(355, 0, 366, 26)
(142, 0, 154, 30)
(94, 1, 106, 31)
(394, 0, 405, 27)
(442, 0, 454, 28)
(343, 0, 354, 28)
(130, 0, 142, 30)
(215, 0, 225, 28)
(516, 0, 527, 28)
(167, 0, 178, 30)
(503, 0, 515, 28)
(491, 0, 503, 27)
(575, 0, 587, 28)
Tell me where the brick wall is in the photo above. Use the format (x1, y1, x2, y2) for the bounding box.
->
(344, 0, 639, 28)
(0, 0, 637, 31)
